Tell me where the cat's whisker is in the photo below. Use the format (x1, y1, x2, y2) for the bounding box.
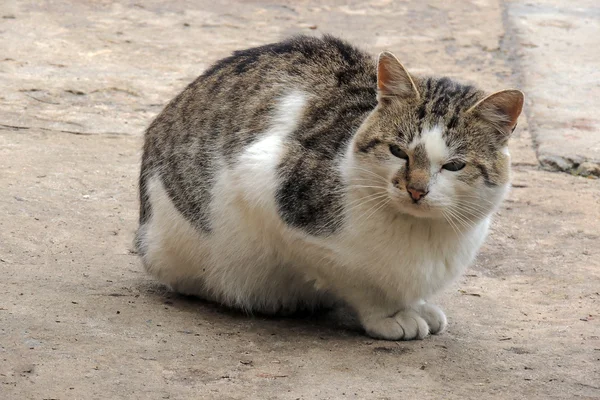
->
(441, 210, 462, 238)
(362, 198, 391, 224)
(451, 207, 480, 228)
(444, 207, 467, 232)
(446, 206, 478, 231)
(317, 196, 386, 233)
(454, 195, 495, 205)
(343, 193, 389, 217)
(452, 204, 489, 219)
(345, 166, 389, 183)
(455, 211, 486, 233)
(453, 205, 511, 237)
(451, 203, 512, 238)
(454, 201, 495, 210)
(456, 216, 478, 231)
(445, 209, 470, 240)
(347, 177, 380, 182)
(347, 184, 389, 191)
(349, 196, 389, 224)
(314, 192, 389, 235)
(332, 191, 389, 213)
(323, 181, 387, 196)
(346, 165, 388, 177)
(454, 198, 495, 210)
(454, 194, 494, 201)
(352, 197, 391, 226)
(453, 202, 502, 223)
(347, 175, 387, 181)
(345, 178, 388, 191)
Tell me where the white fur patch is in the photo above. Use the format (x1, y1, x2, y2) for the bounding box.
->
(273, 90, 308, 128)
(233, 90, 307, 207)
(410, 123, 448, 167)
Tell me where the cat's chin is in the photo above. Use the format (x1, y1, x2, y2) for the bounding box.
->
(394, 202, 443, 219)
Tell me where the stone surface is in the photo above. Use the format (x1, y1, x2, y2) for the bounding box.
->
(507, 0, 600, 176)
(1, 1, 599, 399)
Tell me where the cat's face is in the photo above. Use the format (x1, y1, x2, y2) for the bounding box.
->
(350, 53, 523, 223)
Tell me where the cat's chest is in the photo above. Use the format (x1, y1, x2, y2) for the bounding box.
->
(333, 217, 489, 298)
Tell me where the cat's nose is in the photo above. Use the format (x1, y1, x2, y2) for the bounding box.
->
(407, 186, 428, 202)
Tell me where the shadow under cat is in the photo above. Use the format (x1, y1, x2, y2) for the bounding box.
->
(136, 280, 365, 341)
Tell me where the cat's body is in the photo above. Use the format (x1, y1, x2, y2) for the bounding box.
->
(136, 35, 523, 340)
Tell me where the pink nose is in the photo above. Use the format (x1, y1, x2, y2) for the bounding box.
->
(407, 187, 428, 202)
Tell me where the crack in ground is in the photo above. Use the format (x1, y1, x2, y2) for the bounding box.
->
(0, 123, 129, 136)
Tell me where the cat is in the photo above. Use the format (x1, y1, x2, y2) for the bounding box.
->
(135, 35, 523, 340)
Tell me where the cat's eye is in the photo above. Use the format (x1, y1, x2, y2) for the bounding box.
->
(442, 161, 466, 172)
(389, 145, 408, 160)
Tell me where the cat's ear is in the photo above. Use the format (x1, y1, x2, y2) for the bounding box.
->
(468, 89, 524, 134)
(377, 52, 420, 103)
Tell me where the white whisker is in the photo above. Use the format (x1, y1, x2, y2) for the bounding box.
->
(345, 166, 388, 183)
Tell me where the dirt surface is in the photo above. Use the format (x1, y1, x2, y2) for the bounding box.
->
(1, 1, 599, 399)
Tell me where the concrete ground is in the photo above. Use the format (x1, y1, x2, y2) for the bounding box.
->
(1, 1, 598, 399)
(508, 0, 600, 176)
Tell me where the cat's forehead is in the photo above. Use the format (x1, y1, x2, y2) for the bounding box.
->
(396, 77, 484, 158)
(416, 77, 482, 131)
(408, 124, 450, 165)
(420, 77, 481, 114)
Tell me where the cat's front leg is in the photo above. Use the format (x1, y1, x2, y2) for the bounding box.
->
(359, 301, 447, 341)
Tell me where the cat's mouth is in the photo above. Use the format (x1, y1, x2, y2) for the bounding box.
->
(386, 187, 439, 218)
(393, 197, 442, 219)
(403, 203, 434, 217)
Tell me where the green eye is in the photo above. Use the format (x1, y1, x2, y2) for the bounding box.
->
(442, 161, 466, 171)
(389, 145, 408, 160)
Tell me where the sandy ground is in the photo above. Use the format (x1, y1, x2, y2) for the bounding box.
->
(1, 1, 599, 399)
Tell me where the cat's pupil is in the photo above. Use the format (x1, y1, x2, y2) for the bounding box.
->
(390, 145, 408, 160)
(442, 161, 466, 171)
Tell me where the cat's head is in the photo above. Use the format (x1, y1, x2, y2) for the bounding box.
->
(350, 52, 523, 223)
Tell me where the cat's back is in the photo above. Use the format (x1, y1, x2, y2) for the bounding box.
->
(144, 35, 377, 150)
(139, 35, 378, 230)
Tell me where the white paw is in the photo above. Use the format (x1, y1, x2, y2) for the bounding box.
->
(414, 303, 447, 335)
(363, 304, 447, 341)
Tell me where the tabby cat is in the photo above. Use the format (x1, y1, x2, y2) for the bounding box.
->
(136, 35, 523, 340)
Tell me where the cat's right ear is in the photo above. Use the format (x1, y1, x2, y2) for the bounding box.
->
(467, 89, 524, 134)
(377, 52, 420, 103)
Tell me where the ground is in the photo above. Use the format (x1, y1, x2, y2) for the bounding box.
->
(0, 1, 599, 399)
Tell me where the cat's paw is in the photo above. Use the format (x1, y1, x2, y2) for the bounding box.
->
(363, 305, 447, 341)
(414, 303, 447, 335)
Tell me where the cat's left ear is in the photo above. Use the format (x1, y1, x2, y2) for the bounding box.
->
(377, 52, 420, 103)
(468, 89, 524, 134)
